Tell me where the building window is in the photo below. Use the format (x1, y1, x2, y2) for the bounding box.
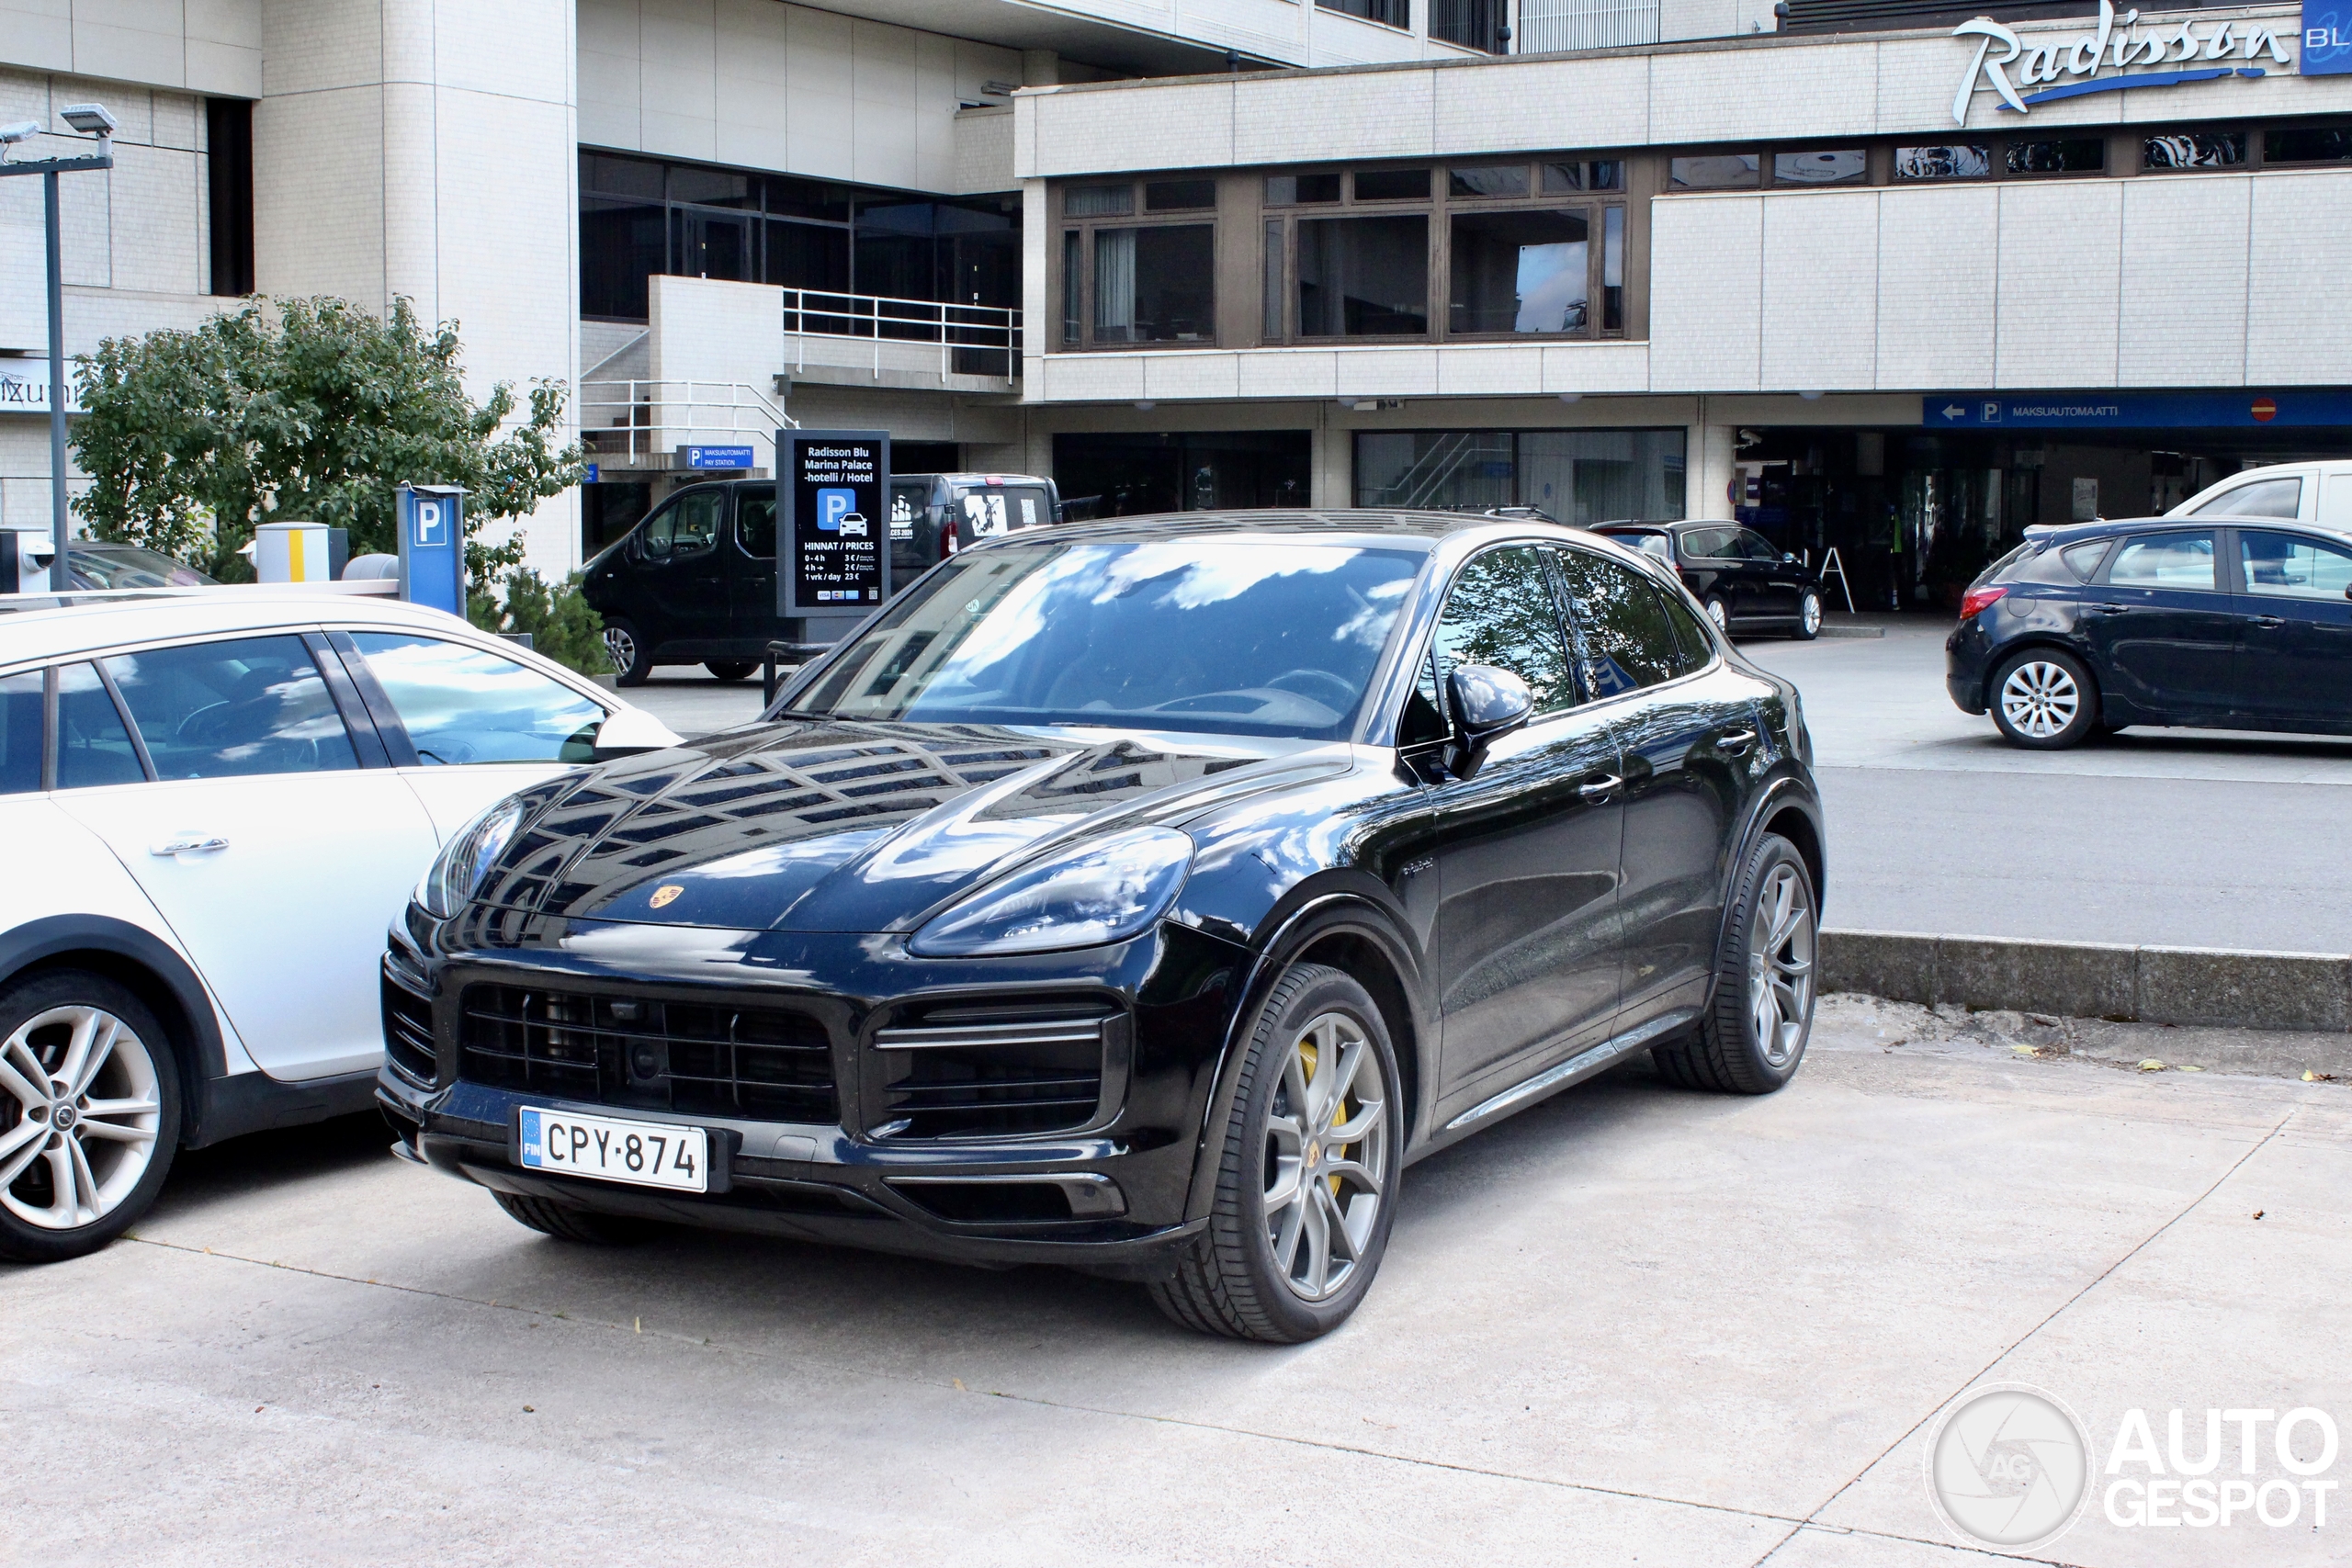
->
(2143, 130, 2246, 171)
(1431, 0, 1510, 51)
(1263, 219, 1284, 339)
(1544, 161, 1624, 192)
(1318, 0, 1409, 28)
(1055, 431, 1312, 517)
(1449, 164, 1531, 199)
(1092, 225, 1216, 343)
(1669, 154, 1759, 189)
(1601, 205, 1625, 332)
(1450, 209, 1590, 334)
(1299, 215, 1429, 337)
(1062, 231, 1083, 346)
(1894, 144, 1992, 180)
(1146, 178, 1217, 211)
(1066, 184, 1136, 217)
(2007, 139, 2104, 175)
(1773, 150, 1867, 186)
(204, 98, 254, 298)
(1266, 173, 1341, 205)
(2263, 126, 2352, 164)
(1354, 429, 1688, 523)
(1354, 168, 1431, 202)
(580, 150, 1017, 324)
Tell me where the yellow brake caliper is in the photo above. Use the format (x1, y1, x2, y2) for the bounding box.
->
(1298, 1038, 1345, 1199)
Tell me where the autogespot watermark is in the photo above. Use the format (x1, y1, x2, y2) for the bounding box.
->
(1925, 1383, 2340, 1551)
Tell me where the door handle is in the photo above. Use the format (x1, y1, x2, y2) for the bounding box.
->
(150, 834, 230, 857)
(1578, 774, 1623, 800)
(2082, 603, 2124, 615)
(2248, 615, 2284, 628)
(1717, 728, 1758, 755)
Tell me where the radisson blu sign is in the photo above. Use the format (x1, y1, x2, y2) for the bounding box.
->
(1951, 0, 2297, 121)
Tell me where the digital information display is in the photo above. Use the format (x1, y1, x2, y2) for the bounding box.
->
(782, 428, 889, 616)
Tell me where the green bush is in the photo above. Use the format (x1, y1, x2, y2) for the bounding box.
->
(470, 569, 611, 677)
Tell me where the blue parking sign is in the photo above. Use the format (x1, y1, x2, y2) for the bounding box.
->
(397, 482, 467, 616)
(818, 487, 856, 532)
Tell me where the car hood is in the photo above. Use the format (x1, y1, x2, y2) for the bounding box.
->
(475, 718, 1346, 932)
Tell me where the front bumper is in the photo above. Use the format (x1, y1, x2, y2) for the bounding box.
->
(379, 908, 1252, 1280)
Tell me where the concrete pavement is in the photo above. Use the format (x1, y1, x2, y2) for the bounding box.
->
(6, 1012, 2344, 1566)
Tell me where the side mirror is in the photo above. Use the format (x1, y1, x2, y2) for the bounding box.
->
(1446, 664, 1533, 778)
(590, 706, 684, 760)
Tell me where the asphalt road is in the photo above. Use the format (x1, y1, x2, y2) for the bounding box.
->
(1741, 622, 2352, 953)
(6, 1018, 2344, 1566)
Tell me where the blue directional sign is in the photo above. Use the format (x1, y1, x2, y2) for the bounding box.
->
(397, 482, 467, 616)
(2306, 0, 2352, 73)
(1925, 391, 2352, 429)
(684, 445, 755, 469)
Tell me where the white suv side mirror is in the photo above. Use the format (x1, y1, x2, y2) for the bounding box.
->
(590, 706, 684, 759)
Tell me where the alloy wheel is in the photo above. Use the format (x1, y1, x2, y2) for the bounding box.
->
(1999, 660, 2080, 739)
(0, 1006, 164, 1231)
(1801, 593, 1823, 636)
(1747, 863, 1815, 1068)
(604, 625, 638, 673)
(1263, 1011, 1389, 1303)
(1707, 598, 1729, 630)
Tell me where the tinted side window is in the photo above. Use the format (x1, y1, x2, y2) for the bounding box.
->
(1396, 647, 1448, 748)
(2060, 540, 2113, 581)
(1651, 580, 1716, 676)
(1680, 526, 1731, 558)
(1432, 546, 1577, 716)
(737, 486, 776, 558)
(106, 636, 358, 779)
(349, 634, 605, 764)
(2238, 530, 2352, 600)
(2105, 532, 2217, 590)
(1555, 549, 1682, 696)
(2189, 477, 2301, 519)
(0, 671, 43, 794)
(669, 488, 725, 555)
(1730, 528, 1780, 562)
(55, 664, 145, 788)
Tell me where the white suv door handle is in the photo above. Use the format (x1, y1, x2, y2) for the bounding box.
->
(151, 834, 230, 857)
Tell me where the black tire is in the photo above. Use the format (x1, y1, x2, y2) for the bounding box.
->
(704, 660, 756, 682)
(1148, 964, 1400, 1344)
(1988, 647, 2099, 750)
(491, 1190, 655, 1245)
(1653, 833, 1816, 1096)
(0, 970, 183, 1263)
(603, 617, 651, 687)
(1792, 588, 1823, 641)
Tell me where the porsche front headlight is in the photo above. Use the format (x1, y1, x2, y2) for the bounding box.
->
(414, 795, 528, 919)
(908, 827, 1193, 958)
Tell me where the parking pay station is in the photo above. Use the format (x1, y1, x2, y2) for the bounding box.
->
(780, 428, 889, 644)
(396, 482, 467, 615)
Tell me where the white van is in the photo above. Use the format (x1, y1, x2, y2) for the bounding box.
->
(2168, 461, 2352, 529)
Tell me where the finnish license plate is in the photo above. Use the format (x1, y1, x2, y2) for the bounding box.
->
(518, 1107, 709, 1193)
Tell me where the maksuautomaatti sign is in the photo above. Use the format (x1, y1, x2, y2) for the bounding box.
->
(1951, 0, 2296, 121)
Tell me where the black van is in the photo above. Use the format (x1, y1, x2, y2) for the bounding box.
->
(582, 472, 1060, 684)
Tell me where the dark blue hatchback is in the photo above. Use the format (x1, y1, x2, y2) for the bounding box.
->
(1947, 515, 2352, 748)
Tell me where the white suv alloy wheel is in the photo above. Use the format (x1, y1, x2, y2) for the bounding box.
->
(0, 1006, 164, 1229)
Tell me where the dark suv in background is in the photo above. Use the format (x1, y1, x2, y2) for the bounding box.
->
(1592, 521, 1825, 640)
(585, 472, 1060, 684)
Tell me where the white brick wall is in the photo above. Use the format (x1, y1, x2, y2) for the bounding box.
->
(1649, 195, 1760, 391)
(1758, 189, 1875, 393)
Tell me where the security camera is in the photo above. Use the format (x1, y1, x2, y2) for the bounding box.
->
(60, 103, 116, 136)
(0, 121, 40, 144)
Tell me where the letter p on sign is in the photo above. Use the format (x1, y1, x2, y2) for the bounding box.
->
(413, 499, 446, 547)
(818, 487, 855, 533)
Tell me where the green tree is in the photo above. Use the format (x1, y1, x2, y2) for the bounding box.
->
(70, 296, 583, 581)
(469, 568, 612, 679)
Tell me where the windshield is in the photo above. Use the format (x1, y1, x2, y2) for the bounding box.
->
(781, 538, 1427, 738)
(70, 545, 214, 589)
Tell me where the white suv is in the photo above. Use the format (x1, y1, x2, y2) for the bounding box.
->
(2170, 461, 2352, 529)
(0, 590, 676, 1261)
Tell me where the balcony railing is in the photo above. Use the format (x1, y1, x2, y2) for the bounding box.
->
(578, 379, 796, 468)
(782, 289, 1023, 382)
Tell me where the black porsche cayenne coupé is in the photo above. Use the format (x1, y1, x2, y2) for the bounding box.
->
(379, 512, 1826, 1341)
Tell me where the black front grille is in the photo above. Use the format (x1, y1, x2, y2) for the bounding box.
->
(381, 974, 437, 1086)
(458, 984, 837, 1123)
(870, 1004, 1113, 1140)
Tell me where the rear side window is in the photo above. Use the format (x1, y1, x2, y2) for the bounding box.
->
(1607, 532, 1671, 563)
(0, 671, 42, 794)
(737, 486, 776, 558)
(1432, 546, 1579, 716)
(56, 662, 146, 788)
(106, 636, 357, 779)
(2105, 532, 2217, 590)
(1680, 526, 1732, 558)
(1555, 549, 1682, 695)
(2188, 476, 2301, 519)
(349, 634, 605, 764)
(2060, 540, 2113, 581)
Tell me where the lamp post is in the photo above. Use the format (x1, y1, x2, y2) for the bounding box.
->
(1, 103, 116, 591)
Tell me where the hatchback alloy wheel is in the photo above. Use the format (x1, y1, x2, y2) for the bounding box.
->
(1999, 659, 2080, 739)
(1263, 1010, 1390, 1303)
(0, 1004, 164, 1233)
